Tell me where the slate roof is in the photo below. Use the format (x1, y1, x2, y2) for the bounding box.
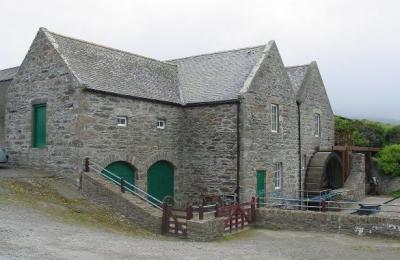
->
(44, 29, 182, 104)
(286, 65, 309, 95)
(0, 67, 19, 82)
(168, 45, 266, 104)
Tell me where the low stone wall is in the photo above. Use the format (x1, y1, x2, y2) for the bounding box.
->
(81, 171, 162, 234)
(187, 218, 225, 241)
(256, 208, 400, 239)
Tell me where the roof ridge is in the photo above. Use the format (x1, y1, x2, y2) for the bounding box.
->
(44, 28, 176, 67)
(285, 63, 310, 69)
(167, 44, 267, 62)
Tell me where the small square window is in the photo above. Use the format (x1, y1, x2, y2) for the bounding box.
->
(157, 119, 166, 129)
(117, 116, 127, 127)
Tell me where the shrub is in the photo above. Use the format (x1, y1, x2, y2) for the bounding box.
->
(374, 144, 400, 177)
(386, 125, 400, 144)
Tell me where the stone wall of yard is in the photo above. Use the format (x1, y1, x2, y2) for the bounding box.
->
(187, 217, 225, 241)
(256, 208, 400, 239)
(370, 161, 400, 194)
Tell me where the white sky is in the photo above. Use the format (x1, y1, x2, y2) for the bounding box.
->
(0, 0, 399, 121)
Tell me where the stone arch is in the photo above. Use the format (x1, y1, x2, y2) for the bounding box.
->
(140, 151, 178, 172)
(97, 152, 138, 174)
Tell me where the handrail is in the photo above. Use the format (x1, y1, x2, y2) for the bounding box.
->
(87, 160, 163, 210)
(91, 163, 163, 205)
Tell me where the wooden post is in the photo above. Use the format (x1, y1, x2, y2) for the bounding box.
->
(120, 177, 125, 193)
(215, 204, 219, 217)
(199, 205, 204, 220)
(161, 203, 168, 234)
(256, 197, 260, 208)
(235, 205, 239, 230)
(251, 197, 256, 221)
(84, 157, 90, 172)
(186, 205, 193, 220)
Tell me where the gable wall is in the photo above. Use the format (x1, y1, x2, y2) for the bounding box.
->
(0, 81, 11, 146)
(5, 30, 81, 177)
(299, 64, 335, 189)
(239, 43, 300, 201)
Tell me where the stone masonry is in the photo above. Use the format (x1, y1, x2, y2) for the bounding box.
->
(3, 28, 335, 206)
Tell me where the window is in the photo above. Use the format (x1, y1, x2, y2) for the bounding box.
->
(32, 104, 46, 148)
(314, 113, 320, 137)
(157, 119, 166, 129)
(117, 116, 127, 127)
(271, 104, 279, 132)
(274, 162, 282, 190)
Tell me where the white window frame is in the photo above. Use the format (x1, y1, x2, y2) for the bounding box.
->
(274, 162, 282, 190)
(271, 104, 279, 132)
(314, 113, 320, 137)
(157, 119, 166, 129)
(117, 116, 128, 127)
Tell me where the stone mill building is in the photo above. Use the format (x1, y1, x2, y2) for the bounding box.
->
(0, 28, 334, 205)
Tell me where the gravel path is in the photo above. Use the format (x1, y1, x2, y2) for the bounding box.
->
(1, 203, 400, 260)
(0, 170, 399, 260)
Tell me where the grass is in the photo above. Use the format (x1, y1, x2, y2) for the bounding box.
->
(390, 190, 400, 197)
(0, 177, 152, 237)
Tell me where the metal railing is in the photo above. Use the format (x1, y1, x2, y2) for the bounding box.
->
(256, 195, 400, 215)
(84, 158, 163, 210)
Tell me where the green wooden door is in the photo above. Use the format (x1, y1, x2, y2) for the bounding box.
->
(102, 161, 135, 187)
(256, 170, 266, 207)
(32, 104, 46, 148)
(147, 161, 174, 205)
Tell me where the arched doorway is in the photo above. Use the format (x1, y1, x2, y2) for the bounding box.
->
(102, 161, 136, 187)
(147, 161, 174, 204)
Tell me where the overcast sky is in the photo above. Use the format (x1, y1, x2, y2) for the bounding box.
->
(1, 0, 399, 121)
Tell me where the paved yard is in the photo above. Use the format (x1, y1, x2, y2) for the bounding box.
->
(0, 167, 400, 260)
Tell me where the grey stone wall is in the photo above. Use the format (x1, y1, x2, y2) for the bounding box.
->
(5, 29, 81, 177)
(78, 90, 186, 203)
(370, 161, 400, 194)
(343, 153, 366, 201)
(239, 42, 299, 200)
(187, 218, 225, 241)
(299, 62, 335, 191)
(180, 104, 238, 199)
(256, 208, 400, 239)
(0, 80, 11, 146)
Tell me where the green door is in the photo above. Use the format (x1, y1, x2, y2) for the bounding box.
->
(256, 170, 266, 207)
(32, 104, 46, 148)
(147, 161, 174, 205)
(102, 161, 135, 188)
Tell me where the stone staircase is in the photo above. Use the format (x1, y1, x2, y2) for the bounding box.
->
(81, 171, 162, 233)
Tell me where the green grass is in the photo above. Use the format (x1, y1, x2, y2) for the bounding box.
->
(390, 190, 400, 197)
(0, 178, 152, 237)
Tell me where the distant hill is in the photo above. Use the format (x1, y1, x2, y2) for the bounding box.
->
(344, 116, 400, 125)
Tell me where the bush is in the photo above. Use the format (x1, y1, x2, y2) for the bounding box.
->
(386, 125, 400, 144)
(374, 144, 400, 177)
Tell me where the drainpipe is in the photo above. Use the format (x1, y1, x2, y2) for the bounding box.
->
(236, 101, 241, 203)
(296, 101, 302, 200)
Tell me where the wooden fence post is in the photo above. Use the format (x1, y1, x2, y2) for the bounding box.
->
(161, 203, 168, 234)
(120, 177, 125, 193)
(186, 205, 193, 220)
(215, 204, 219, 217)
(84, 157, 90, 172)
(251, 197, 256, 221)
(256, 197, 260, 208)
(199, 205, 204, 220)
